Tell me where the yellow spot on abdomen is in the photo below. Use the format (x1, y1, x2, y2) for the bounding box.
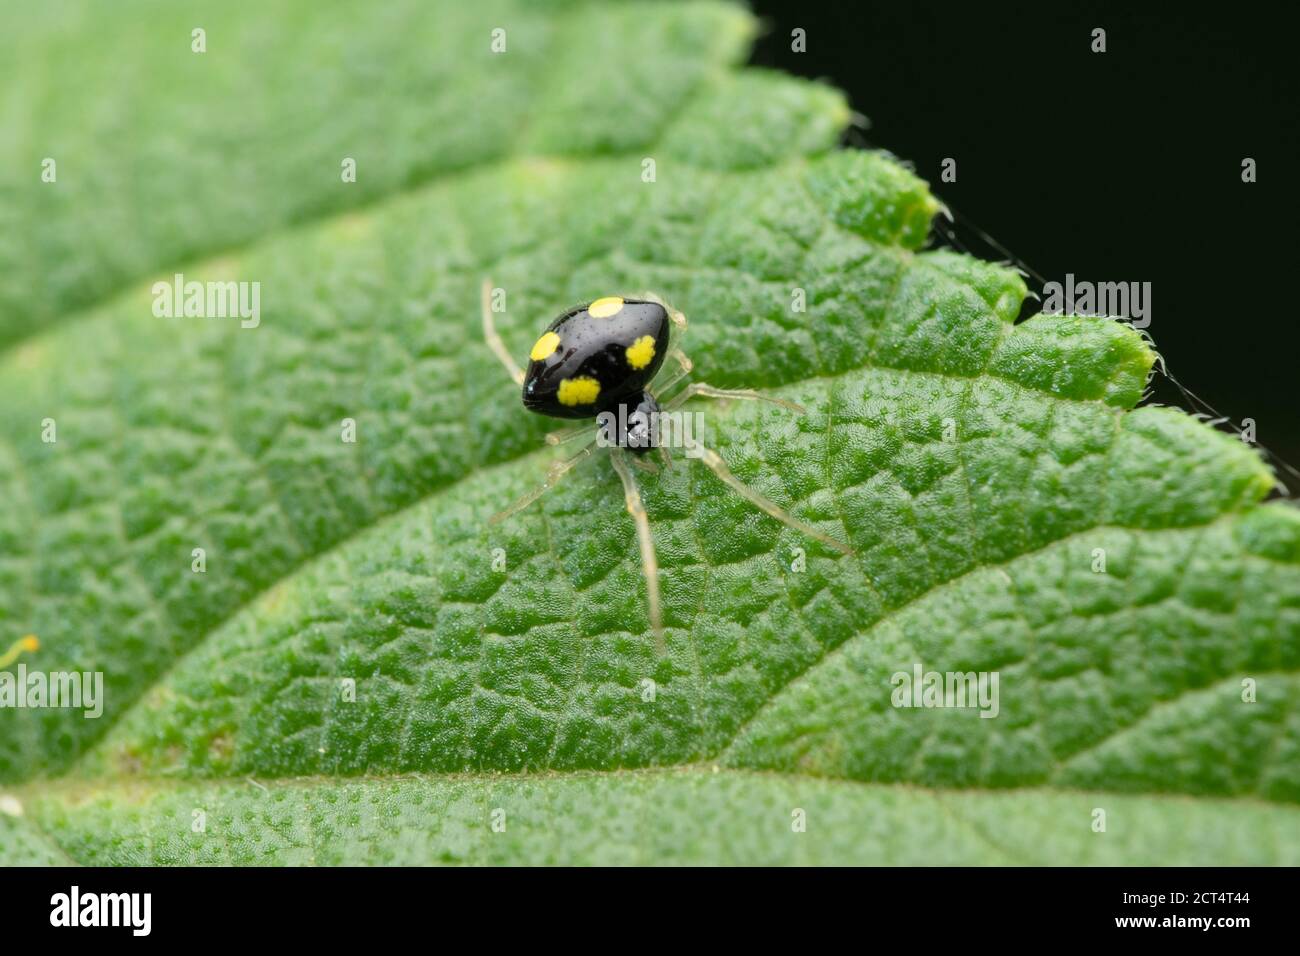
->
(625, 334, 656, 370)
(588, 296, 625, 318)
(530, 331, 560, 361)
(557, 377, 601, 406)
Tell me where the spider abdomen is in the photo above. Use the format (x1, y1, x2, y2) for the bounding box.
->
(522, 296, 671, 420)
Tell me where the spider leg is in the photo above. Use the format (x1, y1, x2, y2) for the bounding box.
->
(630, 454, 660, 475)
(664, 381, 805, 415)
(545, 424, 591, 446)
(694, 445, 853, 555)
(610, 448, 666, 655)
(649, 347, 693, 399)
(489, 439, 595, 525)
(480, 277, 525, 386)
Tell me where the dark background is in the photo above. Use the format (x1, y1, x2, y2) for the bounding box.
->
(750, 2, 1298, 488)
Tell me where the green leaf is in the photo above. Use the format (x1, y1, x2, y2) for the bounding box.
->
(23, 772, 1300, 866)
(0, 809, 73, 866)
(2, 0, 1298, 866)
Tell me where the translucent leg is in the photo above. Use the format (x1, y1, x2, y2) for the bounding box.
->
(545, 424, 591, 446)
(649, 347, 693, 399)
(631, 454, 660, 475)
(489, 440, 595, 525)
(695, 446, 853, 555)
(664, 381, 805, 415)
(610, 448, 666, 654)
(480, 277, 525, 386)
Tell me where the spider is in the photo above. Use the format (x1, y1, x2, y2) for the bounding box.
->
(481, 280, 852, 652)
